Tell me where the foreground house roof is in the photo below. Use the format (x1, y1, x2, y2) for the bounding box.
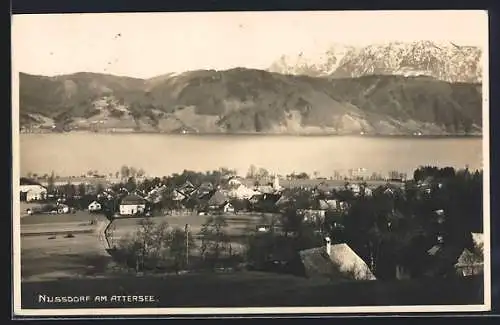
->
(299, 244, 376, 282)
(455, 248, 483, 267)
(177, 181, 197, 195)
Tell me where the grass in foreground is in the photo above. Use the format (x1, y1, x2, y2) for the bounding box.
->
(21, 272, 483, 309)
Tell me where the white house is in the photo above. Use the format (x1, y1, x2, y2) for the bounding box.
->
(88, 200, 102, 212)
(57, 204, 70, 214)
(119, 194, 147, 216)
(345, 183, 361, 196)
(318, 199, 339, 210)
(255, 185, 275, 194)
(363, 187, 373, 197)
(350, 168, 370, 180)
(20, 184, 47, 202)
(227, 184, 260, 200)
(222, 202, 235, 213)
(172, 189, 188, 201)
(227, 176, 244, 187)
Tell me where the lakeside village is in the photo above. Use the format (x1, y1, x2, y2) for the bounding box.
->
(19, 165, 484, 282)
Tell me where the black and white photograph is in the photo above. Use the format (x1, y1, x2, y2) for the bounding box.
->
(11, 10, 490, 316)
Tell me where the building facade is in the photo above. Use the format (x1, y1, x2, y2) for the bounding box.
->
(119, 194, 147, 216)
(88, 200, 102, 212)
(20, 184, 47, 202)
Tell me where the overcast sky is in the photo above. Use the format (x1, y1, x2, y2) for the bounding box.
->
(12, 10, 488, 79)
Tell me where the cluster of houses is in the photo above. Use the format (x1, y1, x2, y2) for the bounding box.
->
(19, 173, 444, 224)
(19, 173, 405, 219)
(144, 175, 371, 217)
(83, 174, 320, 217)
(19, 173, 484, 281)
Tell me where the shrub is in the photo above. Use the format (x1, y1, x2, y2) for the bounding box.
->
(113, 219, 196, 274)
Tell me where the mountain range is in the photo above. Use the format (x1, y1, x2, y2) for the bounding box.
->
(269, 41, 483, 83)
(19, 41, 483, 136)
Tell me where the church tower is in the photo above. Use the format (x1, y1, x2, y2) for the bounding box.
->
(273, 174, 280, 191)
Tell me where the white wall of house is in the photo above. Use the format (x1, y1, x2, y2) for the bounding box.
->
(348, 184, 361, 194)
(88, 201, 102, 211)
(119, 204, 146, 215)
(228, 184, 259, 199)
(172, 190, 186, 201)
(223, 203, 235, 213)
(228, 178, 242, 187)
(20, 185, 47, 201)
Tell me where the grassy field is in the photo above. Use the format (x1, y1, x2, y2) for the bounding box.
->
(21, 234, 110, 281)
(21, 272, 484, 309)
(20, 211, 265, 281)
(18, 209, 484, 310)
(20, 210, 104, 225)
(110, 212, 267, 237)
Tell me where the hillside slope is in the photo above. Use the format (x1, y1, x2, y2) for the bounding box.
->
(18, 69, 482, 135)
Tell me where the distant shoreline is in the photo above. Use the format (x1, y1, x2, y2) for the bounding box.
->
(19, 130, 483, 139)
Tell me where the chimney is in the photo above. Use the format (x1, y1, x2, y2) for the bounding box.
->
(325, 236, 332, 256)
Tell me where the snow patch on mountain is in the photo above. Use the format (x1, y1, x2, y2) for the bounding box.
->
(269, 41, 483, 83)
(269, 43, 360, 77)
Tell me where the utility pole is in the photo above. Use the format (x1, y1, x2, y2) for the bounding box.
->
(185, 223, 190, 267)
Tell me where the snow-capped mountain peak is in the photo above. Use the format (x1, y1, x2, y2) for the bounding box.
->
(268, 40, 483, 83)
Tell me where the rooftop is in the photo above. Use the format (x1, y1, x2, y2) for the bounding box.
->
(120, 194, 147, 205)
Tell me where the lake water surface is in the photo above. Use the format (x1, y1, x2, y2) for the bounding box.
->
(19, 134, 484, 178)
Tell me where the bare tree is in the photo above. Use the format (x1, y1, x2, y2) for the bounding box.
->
(199, 215, 230, 266)
(246, 164, 257, 179)
(165, 227, 196, 274)
(120, 165, 130, 180)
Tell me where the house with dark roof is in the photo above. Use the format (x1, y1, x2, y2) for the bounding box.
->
(249, 193, 282, 212)
(193, 182, 215, 199)
(275, 194, 292, 210)
(201, 190, 232, 213)
(172, 189, 188, 201)
(20, 177, 43, 186)
(177, 180, 197, 197)
(119, 194, 147, 216)
(146, 185, 168, 204)
(315, 182, 333, 195)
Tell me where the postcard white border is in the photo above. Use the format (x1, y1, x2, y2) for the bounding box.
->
(11, 10, 491, 317)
